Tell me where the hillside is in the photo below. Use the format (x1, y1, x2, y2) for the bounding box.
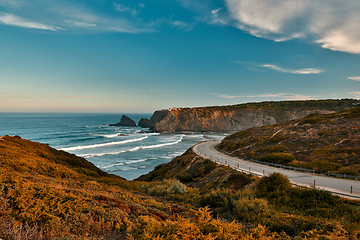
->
(139, 99, 360, 132)
(0, 135, 359, 239)
(139, 149, 360, 238)
(218, 107, 360, 176)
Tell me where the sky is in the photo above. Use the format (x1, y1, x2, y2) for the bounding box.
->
(0, 0, 360, 113)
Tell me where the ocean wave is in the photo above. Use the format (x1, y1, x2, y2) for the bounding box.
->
(101, 131, 159, 138)
(185, 134, 204, 139)
(107, 167, 138, 172)
(100, 162, 124, 169)
(98, 158, 151, 170)
(145, 132, 160, 136)
(60, 136, 148, 151)
(78, 135, 184, 158)
(125, 158, 149, 164)
(102, 133, 122, 138)
(136, 134, 184, 150)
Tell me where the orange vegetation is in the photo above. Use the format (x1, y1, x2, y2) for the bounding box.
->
(0, 135, 359, 239)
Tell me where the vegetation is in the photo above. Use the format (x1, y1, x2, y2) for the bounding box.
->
(140, 151, 360, 238)
(0, 135, 359, 239)
(219, 107, 360, 175)
(202, 98, 360, 111)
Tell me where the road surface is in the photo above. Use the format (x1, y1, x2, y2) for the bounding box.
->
(193, 141, 360, 199)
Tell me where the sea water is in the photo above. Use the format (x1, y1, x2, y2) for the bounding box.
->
(0, 113, 226, 180)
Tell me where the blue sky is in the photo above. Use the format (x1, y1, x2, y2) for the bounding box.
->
(0, 0, 360, 113)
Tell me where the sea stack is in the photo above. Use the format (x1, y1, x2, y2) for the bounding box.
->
(109, 115, 136, 127)
(138, 118, 152, 128)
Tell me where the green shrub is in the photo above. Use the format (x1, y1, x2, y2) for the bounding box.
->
(260, 153, 295, 164)
(143, 179, 187, 196)
(256, 173, 292, 198)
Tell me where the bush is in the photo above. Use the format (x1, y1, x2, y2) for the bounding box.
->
(260, 153, 295, 165)
(143, 179, 187, 196)
(256, 173, 292, 199)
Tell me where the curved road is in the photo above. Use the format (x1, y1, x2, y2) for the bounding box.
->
(193, 141, 360, 199)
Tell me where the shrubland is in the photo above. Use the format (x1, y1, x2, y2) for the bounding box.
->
(0, 135, 359, 239)
(219, 107, 360, 176)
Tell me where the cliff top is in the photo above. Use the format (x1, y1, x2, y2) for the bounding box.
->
(180, 99, 360, 111)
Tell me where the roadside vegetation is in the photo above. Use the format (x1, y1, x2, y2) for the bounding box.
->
(218, 107, 360, 176)
(0, 135, 359, 239)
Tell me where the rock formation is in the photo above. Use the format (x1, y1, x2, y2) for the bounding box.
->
(138, 118, 152, 128)
(139, 99, 360, 132)
(109, 115, 136, 127)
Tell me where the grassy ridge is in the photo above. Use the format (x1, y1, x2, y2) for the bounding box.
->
(219, 107, 360, 175)
(202, 98, 360, 111)
(0, 135, 359, 239)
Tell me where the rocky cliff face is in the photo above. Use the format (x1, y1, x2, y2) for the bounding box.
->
(139, 100, 360, 132)
(150, 108, 333, 132)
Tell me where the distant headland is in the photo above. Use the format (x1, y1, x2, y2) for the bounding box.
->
(111, 99, 360, 133)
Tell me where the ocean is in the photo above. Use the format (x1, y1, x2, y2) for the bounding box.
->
(0, 113, 226, 180)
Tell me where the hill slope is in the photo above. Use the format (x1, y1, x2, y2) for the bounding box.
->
(218, 107, 360, 176)
(139, 149, 360, 238)
(1, 135, 359, 239)
(139, 99, 359, 132)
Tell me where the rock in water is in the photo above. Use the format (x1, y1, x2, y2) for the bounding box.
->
(138, 118, 151, 128)
(109, 115, 136, 127)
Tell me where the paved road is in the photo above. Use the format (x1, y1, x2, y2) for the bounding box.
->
(193, 141, 360, 199)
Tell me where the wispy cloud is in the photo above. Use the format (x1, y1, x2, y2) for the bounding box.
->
(232, 61, 323, 74)
(0, 13, 61, 31)
(224, 0, 360, 54)
(208, 7, 229, 25)
(260, 64, 323, 74)
(113, 3, 140, 15)
(169, 20, 194, 31)
(348, 76, 360, 81)
(211, 93, 315, 100)
(49, 3, 151, 33)
(0, 0, 184, 34)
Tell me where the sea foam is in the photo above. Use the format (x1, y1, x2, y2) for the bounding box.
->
(61, 136, 148, 151)
(78, 135, 184, 158)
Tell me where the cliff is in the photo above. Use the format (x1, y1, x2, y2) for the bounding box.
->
(140, 99, 360, 132)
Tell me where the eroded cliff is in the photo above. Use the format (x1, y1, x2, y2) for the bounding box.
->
(139, 99, 360, 132)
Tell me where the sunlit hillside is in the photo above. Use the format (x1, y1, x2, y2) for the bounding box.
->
(0, 135, 359, 239)
(219, 107, 360, 176)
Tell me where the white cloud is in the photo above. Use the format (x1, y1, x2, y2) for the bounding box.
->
(212, 93, 315, 100)
(114, 3, 138, 15)
(0, 1, 157, 34)
(261, 64, 323, 74)
(170, 20, 194, 31)
(0, 13, 61, 31)
(208, 7, 229, 25)
(348, 76, 360, 81)
(224, 0, 360, 54)
(211, 8, 223, 15)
